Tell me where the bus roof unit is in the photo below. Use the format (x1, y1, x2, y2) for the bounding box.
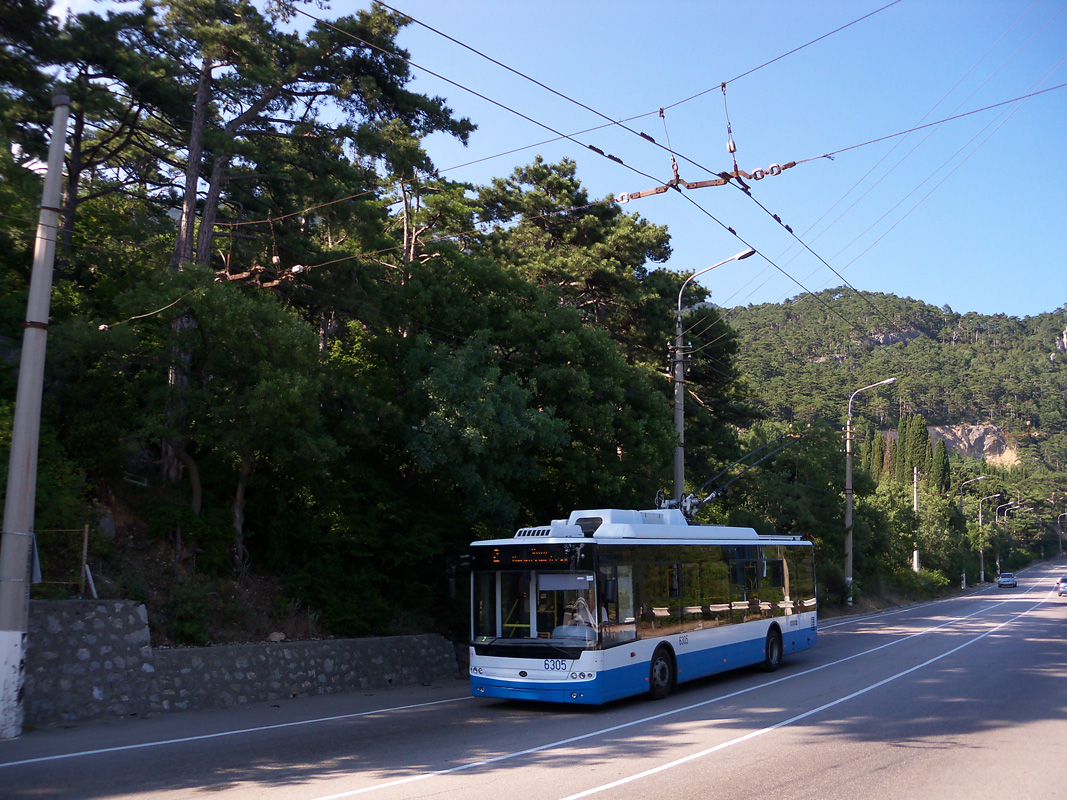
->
(511, 508, 765, 541)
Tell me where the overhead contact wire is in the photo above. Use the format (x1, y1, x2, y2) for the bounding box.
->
(661, 0, 906, 110)
(375, 1, 878, 332)
(294, 8, 667, 190)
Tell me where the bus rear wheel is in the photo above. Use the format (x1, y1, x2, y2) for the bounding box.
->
(762, 628, 783, 672)
(648, 646, 675, 700)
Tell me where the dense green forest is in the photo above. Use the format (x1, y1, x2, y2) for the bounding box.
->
(726, 293, 1067, 601)
(2, 1, 1064, 644)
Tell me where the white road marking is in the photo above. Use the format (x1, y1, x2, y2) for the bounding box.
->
(557, 593, 1053, 800)
(306, 589, 1048, 800)
(2, 577, 1051, 788)
(0, 695, 473, 768)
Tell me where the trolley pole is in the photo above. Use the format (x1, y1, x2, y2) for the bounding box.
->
(1, 89, 69, 739)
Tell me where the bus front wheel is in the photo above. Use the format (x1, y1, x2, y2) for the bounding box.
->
(648, 646, 675, 700)
(763, 628, 783, 672)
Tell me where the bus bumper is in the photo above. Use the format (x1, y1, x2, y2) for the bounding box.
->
(470, 675, 606, 705)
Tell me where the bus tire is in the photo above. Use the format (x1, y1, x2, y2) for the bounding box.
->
(648, 645, 675, 700)
(762, 627, 783, 672)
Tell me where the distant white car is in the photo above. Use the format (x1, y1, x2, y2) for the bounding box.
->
(997, 573, 1017, 588)
(1056, 576, 1067, 596)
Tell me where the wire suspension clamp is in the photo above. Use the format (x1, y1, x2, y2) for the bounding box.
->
(616, 161, 796, 204)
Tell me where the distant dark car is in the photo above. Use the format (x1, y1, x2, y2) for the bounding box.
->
(998, 573, 1017, 588)
(1056, 576, 1067, 596)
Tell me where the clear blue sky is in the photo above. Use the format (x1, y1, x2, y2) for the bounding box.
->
(57, 1, 1067, 318)
(389, 0, 1067, 319)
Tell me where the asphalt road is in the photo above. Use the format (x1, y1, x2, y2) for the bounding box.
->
(3, 558, 1065, 800)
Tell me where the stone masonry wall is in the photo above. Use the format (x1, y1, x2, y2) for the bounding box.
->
(23, 600, 460, 728)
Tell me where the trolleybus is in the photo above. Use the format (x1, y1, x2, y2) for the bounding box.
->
(469, 506, 817, 705)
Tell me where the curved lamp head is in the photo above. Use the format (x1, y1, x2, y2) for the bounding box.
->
(677, 248, 759, 316)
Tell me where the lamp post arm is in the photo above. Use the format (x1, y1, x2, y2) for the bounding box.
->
(675, 248, 757, 319)
(848, 377, 897, 417)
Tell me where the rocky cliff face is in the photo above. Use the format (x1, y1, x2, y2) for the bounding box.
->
(928, 424, 1018, 467)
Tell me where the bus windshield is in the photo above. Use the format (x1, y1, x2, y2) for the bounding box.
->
(473, 570, 599, 648)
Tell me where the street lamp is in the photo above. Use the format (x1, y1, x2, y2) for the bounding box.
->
(958, 476, 986, 513)
(673, 247, 756, 501)
(844, 377, 896, 606)
(957, 476, 986, 588)
(994, 500, 1019, 573)
(996, 501, 1019, 523)
(977, 492, 1001, 582)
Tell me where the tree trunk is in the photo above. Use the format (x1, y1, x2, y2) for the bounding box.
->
(193, 88, 279, 267)
(163, 61, 213, 479)
(231, 454, 254, 580)
(59, 102, 85, 258)
(194, 154, 228, 267)
(319, 309, 337, 351)
(173, 436, 202, 515)
(171, 58, 213, 270)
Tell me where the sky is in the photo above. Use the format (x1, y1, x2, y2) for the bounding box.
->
(52, 1, 1067, 318)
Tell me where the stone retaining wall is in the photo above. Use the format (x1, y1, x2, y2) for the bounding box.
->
(24, 600, 460, 728)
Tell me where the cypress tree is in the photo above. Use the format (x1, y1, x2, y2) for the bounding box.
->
(893, 418, 910, 482)
(872, 431, 886, 482)
(930, 439, 950, 493)
(909, 414, 931, 476)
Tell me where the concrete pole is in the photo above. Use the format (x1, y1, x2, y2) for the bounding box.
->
(957, 476, 986, 590)
(844, 413, 853, 605)
(672, 310, 685, 502)
(978, 499, 984, 583)
(912, 467, 920, 572)
(0, 89, 70, 739)
(671, 248, 755, 504)
(977, 493, 999, 584)
(844, 377, 895, 607)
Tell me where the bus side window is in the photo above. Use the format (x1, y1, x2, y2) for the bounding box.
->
(681, 563, 703, 632)
(785, 546, 817, 610)
(699, 549, 731, 626)
(636, 563, 679, 637)
(601, 565, 636, 646)
(761, 546, 787, 617)
(729, 554, 760, 622)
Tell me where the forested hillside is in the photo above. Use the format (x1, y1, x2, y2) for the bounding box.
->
(726, 290, 1067, 471)
(2, 2, 1063, 645)
(725, 291, 1066, 604)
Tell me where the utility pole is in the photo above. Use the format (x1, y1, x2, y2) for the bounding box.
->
(1, 89, 69, 739)
(957, 476, 986, 590)
(977, 493, 1001, 583)
(912, 466, 920, 572)
(672, 248, 755, 502)
(845, 377, 895, 606)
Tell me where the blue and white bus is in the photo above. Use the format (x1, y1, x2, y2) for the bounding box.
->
(469, 507, 817, 705)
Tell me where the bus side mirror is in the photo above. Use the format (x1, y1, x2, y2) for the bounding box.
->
(602, 578, 618, 604)
(446, 555, 471, 600)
